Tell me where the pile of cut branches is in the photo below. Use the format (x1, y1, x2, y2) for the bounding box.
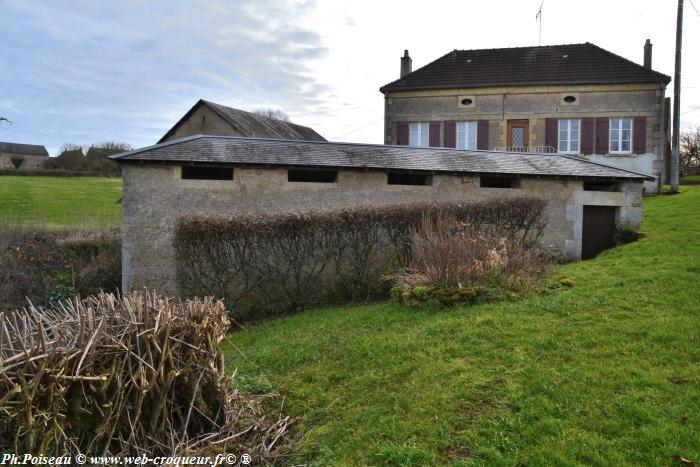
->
(0, 291, 291, 459)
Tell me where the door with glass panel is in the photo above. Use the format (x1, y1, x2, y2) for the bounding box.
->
(507, 119, 529, 151)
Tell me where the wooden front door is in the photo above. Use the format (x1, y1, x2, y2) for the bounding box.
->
(507, 119, 529, 151)
(581, 205, 617, 260)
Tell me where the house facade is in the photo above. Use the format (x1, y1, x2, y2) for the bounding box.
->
(380, 42, 671, 193)
(112, 135, 650, 294)
(0, 142, 49, 171)
(158, 99, 325, 143)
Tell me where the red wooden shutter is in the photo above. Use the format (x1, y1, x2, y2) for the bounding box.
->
(397, 122, 409, 145)
(477, 120, 489, 150)
(545, 118, 558, 151)
(429, 122, 441, 147)
(581, 118, 594, 155)
(444, 121, 456, 148)
(633, 116, 647, 154)
(596, 117, 609, 154)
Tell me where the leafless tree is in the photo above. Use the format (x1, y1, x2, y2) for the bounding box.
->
(253, 108, 290, 122)
(59, 143, 84, 155)
(91, 141, 132, 151)
(680, 126, 700, 176)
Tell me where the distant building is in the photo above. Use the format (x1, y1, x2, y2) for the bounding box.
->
(85, 146, 121, 175)
(158, 99, 325, 143)
(0, 142, 49, 171)
(380, 41, 671, 193)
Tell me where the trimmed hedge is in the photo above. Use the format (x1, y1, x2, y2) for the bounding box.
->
(174, 198, 547, 321)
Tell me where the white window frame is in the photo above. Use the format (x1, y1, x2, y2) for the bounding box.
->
(456, 121, 477, 150)
(409, 122, 429, 147)
(609, 118, 633, 154)
(558, 119, 580, 154)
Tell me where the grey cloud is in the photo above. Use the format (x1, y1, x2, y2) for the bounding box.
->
(0, 0, 333, 152)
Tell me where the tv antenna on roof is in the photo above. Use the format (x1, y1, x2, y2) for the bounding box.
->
(535, 1, 544, 46)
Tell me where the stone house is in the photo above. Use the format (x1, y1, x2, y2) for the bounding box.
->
(380, 42, 671, 193)
(157, 99, 325, 143)
(112, 135, 650, 294)
(0, 142, 49, 171)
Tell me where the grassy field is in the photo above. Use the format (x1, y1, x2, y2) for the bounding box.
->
(0, 175, 122, 228)
(224, 187, 700, 466)
(681, 175, 700, 185)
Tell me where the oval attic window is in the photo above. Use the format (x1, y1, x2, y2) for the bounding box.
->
(563, 95, 577, 103)
(461, 98, 473, 106)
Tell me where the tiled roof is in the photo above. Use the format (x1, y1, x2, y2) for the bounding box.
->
(380, 43, 671, 93)
(157, 100, 325, 143)
(0, 142, 49, 156)
(113, 135, 652, 181)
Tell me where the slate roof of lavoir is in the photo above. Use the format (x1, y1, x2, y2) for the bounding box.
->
(113, 135, 652, 181)
(380, 43, 671, 93)
(157, 99, 326, 143)
(0, 142, 49, 156)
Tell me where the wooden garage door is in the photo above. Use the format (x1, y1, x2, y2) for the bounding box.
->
(582, 206, 617, 260)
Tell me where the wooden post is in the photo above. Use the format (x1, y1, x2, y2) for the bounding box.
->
(671, 0, 684, 192)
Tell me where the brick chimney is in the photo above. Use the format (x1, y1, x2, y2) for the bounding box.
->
(644, 39, 653, 69)
(400, 50, 412, 78)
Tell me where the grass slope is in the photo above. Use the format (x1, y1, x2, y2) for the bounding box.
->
(681, 175, 700, 185)
(0, 176, 122, 228)
(224, 187, 700, 466)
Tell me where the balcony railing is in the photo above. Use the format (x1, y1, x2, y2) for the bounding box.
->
(493, 146, 557, 154)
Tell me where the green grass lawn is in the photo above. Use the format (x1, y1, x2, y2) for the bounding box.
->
(224, 187, 700, 466)
(681, 175, 700, 185)
(0, 175, 122, 228)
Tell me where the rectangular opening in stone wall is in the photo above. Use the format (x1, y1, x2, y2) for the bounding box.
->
(181, 165, 234, 180)
(288, 168, 338, 183)
(387, 172, 432, 186)
(479, 176, 520, 188)
(583, 181, 621, 192)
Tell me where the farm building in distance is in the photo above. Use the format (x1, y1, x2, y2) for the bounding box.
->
(0, 142, 49, 171)
(112, 135, 651, 294)
(158, 99, 326, 143)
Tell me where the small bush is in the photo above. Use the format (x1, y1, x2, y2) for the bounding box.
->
(389, 211, 551, 308)
(0, 291, 291, 457)
(174, 197, 548, 320)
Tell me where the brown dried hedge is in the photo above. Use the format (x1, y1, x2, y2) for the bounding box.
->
(0, 228, 121, 311)
(0, 291, 291, 458)
(0, 227, 122, 310)
(174, 197, 547, 321)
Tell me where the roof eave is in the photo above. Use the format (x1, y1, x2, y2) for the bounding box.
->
(381, 78, 670, 94)
(114, 158, 651, 181)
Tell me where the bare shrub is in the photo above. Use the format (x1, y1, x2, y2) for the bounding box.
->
(0, 291, 291, 457)
(397, 211, 547, 287)
(390, 210, 551, 307)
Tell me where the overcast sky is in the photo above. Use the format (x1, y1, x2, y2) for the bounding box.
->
(1, 0, 699, 154)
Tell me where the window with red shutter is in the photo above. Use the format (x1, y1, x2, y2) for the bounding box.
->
(596, 118, 609, 154)
(581, 118, 594, 155)
(633, 116, 647, 154)
(545, 118, 558, 151)
(477, 120, 489, 150)
(444, 121, 456, 148)
(429, 122, 441, 147)
(397, 122, 409, 145)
